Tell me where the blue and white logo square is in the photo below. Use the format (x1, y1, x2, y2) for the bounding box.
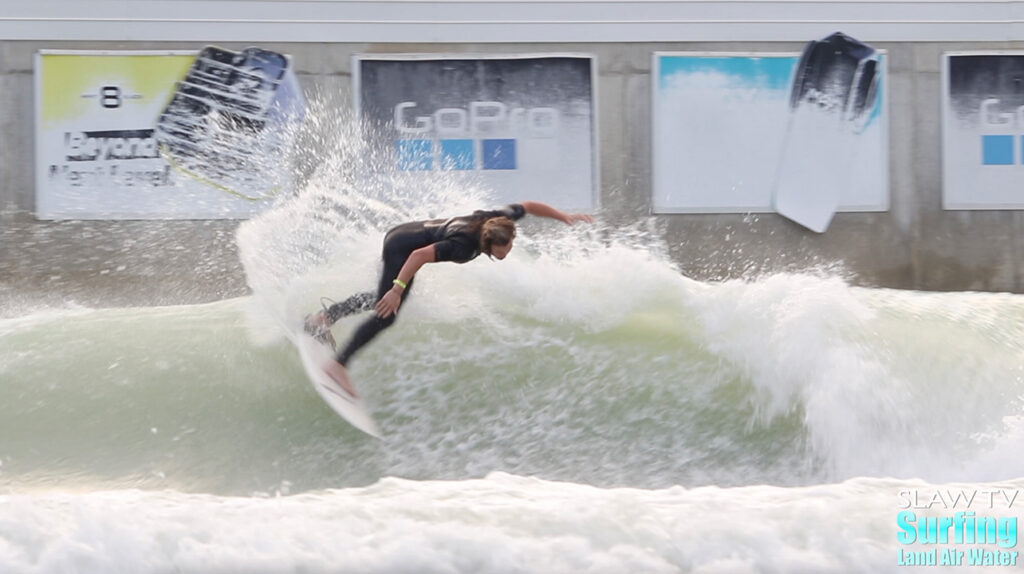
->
(980, 98, 1024, 166)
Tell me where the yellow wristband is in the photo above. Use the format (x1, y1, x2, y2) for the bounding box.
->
(393, 278, 408, 290)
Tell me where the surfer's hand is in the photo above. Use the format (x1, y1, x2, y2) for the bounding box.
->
(376, 288, 402, 318)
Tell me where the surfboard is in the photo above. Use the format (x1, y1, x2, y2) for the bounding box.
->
(293, 332, 382, 438)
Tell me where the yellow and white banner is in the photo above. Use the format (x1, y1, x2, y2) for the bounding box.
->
(35, 50, 270, 219)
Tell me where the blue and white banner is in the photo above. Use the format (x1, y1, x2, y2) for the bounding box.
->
(943, 53, 1024, 209)
(652, 52, 888, 215)
(354, 55, 597, 210)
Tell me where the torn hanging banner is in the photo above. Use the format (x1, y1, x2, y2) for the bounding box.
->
(155, 46, 306, 201)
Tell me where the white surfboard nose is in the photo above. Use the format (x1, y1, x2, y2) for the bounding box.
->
(295, 332, 382, 439)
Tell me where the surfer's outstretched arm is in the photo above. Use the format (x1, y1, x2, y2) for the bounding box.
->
(375, 244, 435, 318)
(521, 200, 594, 225)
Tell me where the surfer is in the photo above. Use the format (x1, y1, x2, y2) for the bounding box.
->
(304, 201, 593, 397)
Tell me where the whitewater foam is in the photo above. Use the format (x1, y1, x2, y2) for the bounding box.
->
(0, 472, 976, 574)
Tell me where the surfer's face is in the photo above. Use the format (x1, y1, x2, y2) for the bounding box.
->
(490, 240, 513, 260)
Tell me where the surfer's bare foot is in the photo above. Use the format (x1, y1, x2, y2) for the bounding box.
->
(322, 359, 359, 399)
(304, 311, 336, 350)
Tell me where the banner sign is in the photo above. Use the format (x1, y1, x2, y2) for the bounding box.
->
(155, 46, 305, 201)
(943, 53, 1024, 209)
(354, 54, 597, 210)
(652, 52, 888, 215)
(35, 50, 288, 219)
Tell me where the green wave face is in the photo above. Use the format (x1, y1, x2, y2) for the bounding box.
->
(4, 265, 1024, 496)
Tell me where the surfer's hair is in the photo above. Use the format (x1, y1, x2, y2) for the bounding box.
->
(480, 217, 516, 256)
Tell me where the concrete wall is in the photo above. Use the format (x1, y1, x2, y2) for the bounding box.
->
(2, 38, 1023, 308)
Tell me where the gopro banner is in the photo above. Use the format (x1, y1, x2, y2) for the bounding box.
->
(35, 50, 274, 219)
(355, 55, 597, 209)
(943, 53, 1024, 209)
(652, 52, 888, 216)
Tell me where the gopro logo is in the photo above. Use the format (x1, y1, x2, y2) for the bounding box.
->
(980, 98, 1024, 165)
(393, 101, 559, 171)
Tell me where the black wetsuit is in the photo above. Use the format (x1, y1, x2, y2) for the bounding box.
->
(326, 204, 526, 366)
